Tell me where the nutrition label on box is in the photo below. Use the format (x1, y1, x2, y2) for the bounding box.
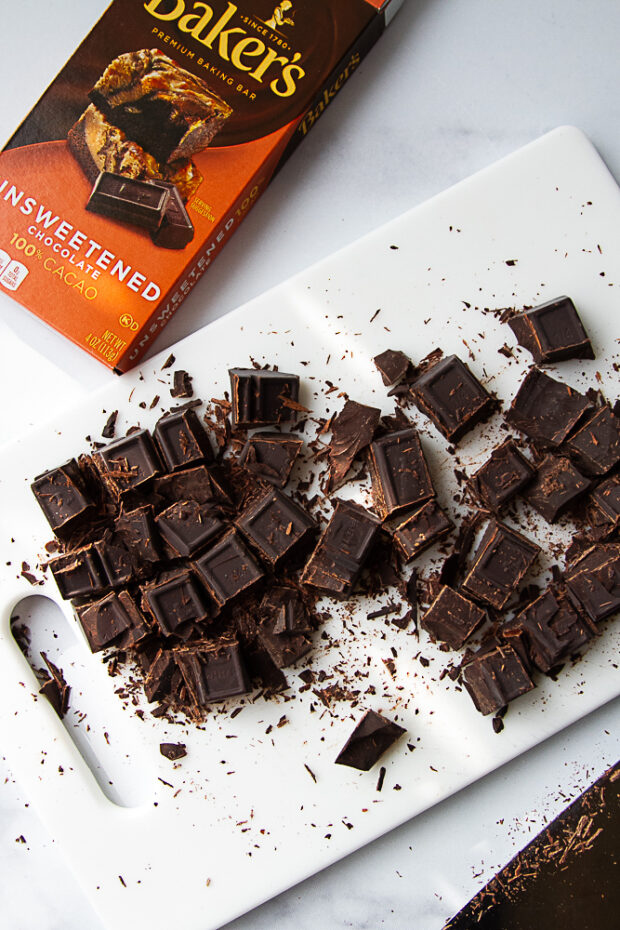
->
(0, 252, 28, 291)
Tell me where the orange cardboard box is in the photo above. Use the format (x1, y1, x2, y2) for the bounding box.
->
(0, 0, 401, 371)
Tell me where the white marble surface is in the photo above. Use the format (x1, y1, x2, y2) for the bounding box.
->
(1, 1, 619, 928)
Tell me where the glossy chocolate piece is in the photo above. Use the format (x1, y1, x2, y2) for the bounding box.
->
(411, 354, 496, 443)
(94, 429, 162, 495)
(373, 349, 410, 386)
(78, 590, 145, 652)
(254, 587, 312, 668)
(159, 742, 187, 761)
(462, 520, 540, 610)
(335, 710, 406, 771)
(142, 569, 210, 634)
(368, 428, 435, 519)
(521, 455, 591, 523)
(392, 500, 453, 562)
(508, 296, 594, 364)
(236, 487, 316, 568)
(144, 649, 176, 703)
(31, 459, 94, 538)
(229, 368, 300, 429)
(470, 440, 535, 510)
(194, 529, 264, 608)
(174, 637, 250, 704)
(301, 499, 381, 597)
(155, 500, 223, 557)
(502, 586, 596, 673)
(149, 182, 194, 249)
(38, 652, 70, 718)
(590, 474, 620, 526)
(506, 369, 591, 447)
(154, 407, 214, 470)
(48, 545, 107, 599)
(462, 641, 535, 715)
(152, 465, 232, 510)
(565, 405, 620, 476)
(565, 543, 620, 623)
(327, 399, 381, 491)
(87, 171, 170, 229)
(115, 506, 161, 572)
(421, 585, 487, 650)
(238, 432, 302, 487)
(93, 532, 134, 588)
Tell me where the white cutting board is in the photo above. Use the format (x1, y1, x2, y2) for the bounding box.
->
(1, 126, 619, 930)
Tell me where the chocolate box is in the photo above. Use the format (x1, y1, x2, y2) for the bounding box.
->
(0, 0, 401, 372)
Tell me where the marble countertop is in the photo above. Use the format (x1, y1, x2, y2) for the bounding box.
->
(1, 1, 619, 928)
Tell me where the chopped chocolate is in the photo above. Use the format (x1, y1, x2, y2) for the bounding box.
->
(252, 587, 312, 668)
(301, 499, 381, 597)
(411, 354, 496, 443)
(115, 506, 162, 572)
(48, 545, 107, 599)
(229, 369, 300, 429)
(238, 432, 302, 487)
(144, 649, 176, 702)
(508, 296, 594, 364)
(93, 429, 162, 496)
(154, 407, 214, 470)
(78, 590, 145, 653)
(93, 531, 134, 587)
(335, 710, 406, 771)
(421, 586, 487, 650)
(160, 742, 187, 761)
(565, 543, 620, 623)
(590, 474, 620, 527)
(521, 455, 591, 523)
(373, 349, 410, 386)
(152, 465, 231, 510)
(170, 370, 193, 399)
(368, 428, 435, 519)
(142, 569, 211, 634)
(501, 586, 596, 673)
(174, 637, 250, 705)
(236, 487, 316, 568)
(194, 529, 264, 608)
(155, 500, 223, 557)
(327, 399, 381, 490)
(565, 404, 620, 476)
(86, 171, 170, 230)
(149, 182, 194, 249)
(470, 440, 535, 510)
(102, 410, 118, 439)
(462, 520, 540, 610)
(31, 459, 94, 538)
(462, 641, 535, 715)
(38, 652, 70, 718)
(392, 500, 453, 562)
(506, 369, 591, 447)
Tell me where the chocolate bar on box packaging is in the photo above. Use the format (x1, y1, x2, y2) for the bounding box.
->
(0, 0, 402, 371)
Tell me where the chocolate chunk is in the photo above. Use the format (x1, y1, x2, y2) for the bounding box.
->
(31, 459, 94, 538)
(327, 399, 381, 490)
(565, 405, 620, 476)
(155, 500, 223, 557)
(154, 407, 214, 470)
(48, 545, 107, 599)
(462, 520, 540, 610)
(78, 590, 145, 652)
(160, 742, 187, 761)
(93, 532, 134, 587)
(590, 474, 620, 527)
(149, 182, 194, 249)
(94, 429, 162, 496)
(421, 585, 487, 650)
(115, 591, 152, 649)
(462, 642, 535, 715)
(335, 710, 406, 771)
(238, 432, 302, 487)
(229, 368, 300, 429)
(301, 499, 381, 597)
(174, 637, 250, 705)
(194, 529, 264, 608)
(368, 428, 435, 519)
(521, 455, 591, 522)
(236, 487, 316, 568)
(87, 171, 170, 230)
(152, 465, 231, 510)
(501, 587, 596, 673)
(470, 440, 535, 510)
(411, 354, 496, 443)
(373, 349, 410, 386)
(144, 649, 176, 702)
(508, 296, 594, 364)
(506, 369, 591, 447)
(254, 587, 312, 668)
(102, 410, 118, 439)
(565, 543, 620, 623)
(392, 500, 453, 562)
(170, 370, 193, 398)
(115, 506, 162, 572)
(142, 569, 210, 634)
(38, 652, 70, 718)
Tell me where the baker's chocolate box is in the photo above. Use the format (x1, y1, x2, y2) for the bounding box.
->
(0, 0, 401, 371)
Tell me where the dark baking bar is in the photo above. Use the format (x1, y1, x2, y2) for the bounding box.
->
(521, 454, 591, 523)
(236, 487, 316, 568)
(301, 499, 381, 597)
(392, 500, 453, 562)
(565, 404, 620, 476)
(507, 296, 594, 364)
(411, 354, 496, 443)
(77, 590, 148, 653)
(48, 545, 107, 599)
(470, 439, 535, 511)
(155, 500, 223, 557)
(86, 171, 170, 230)
(327, 399, 381, 491)
(462, 519, 540, 610)
(193, 529, 264, 608)
(565, 543, 620, 623)
(229, 369, 300, 429)
(335, 710, 406, 771)
(368, 428, 435, 519)
(141, 569, 211, 635)
(174, 637, 250, 705)
(238, 432, 303, 487)
(253, 587, 312, 668)
(421, 585, 487, 650)
(154, 407, 214, 471)
(31, 459, 94, 538)
(461, 640, 535, 715)
(93, 429, 163, 496)
(506, 369, 591, 447)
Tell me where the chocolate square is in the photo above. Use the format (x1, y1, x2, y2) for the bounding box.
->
(155, 500, 223, 557)
(142, 569, 211, 634)
(254, 587, 312, 668)
(421, 585, 486, 650)
(392, 500, 453, 562)
(522, 455, 591, 523)
(193, 530, 264, 608)
(48, 545, 107, 600)
(154, 407, 214, 471)
(335, 710, 406, 771)
(301, 500, 381, 597)
(591, 474, 620, 526)
(462, 520, 540, 610)
(94, 429, 162, 495)
(78, 590, 137, 652)
(115, 505, 162, 572)
(566, 405, 620, 476)
(87, 171, 170, 230)
(327, 399, 381, 491)
(411, 354, 496, 443)
(229, 369, 300, 429)
(368, 428, 435, 519)
(508, 296, 594, 364)
(152, 465, 232, 510)
(470, 440, 535, 510)
(565, 544, 620, 623)
(144, 649, 176, 703)
(373, 349, 410, 386)
(506, 369, 591, 447)
(93, 532, 134, 588)
(236, 487, 316, 568)
(31, 459, 94, 538)
(174, 638, 250, 705)
(238, 432, 303, 487)
(462, 642, 535, 715)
